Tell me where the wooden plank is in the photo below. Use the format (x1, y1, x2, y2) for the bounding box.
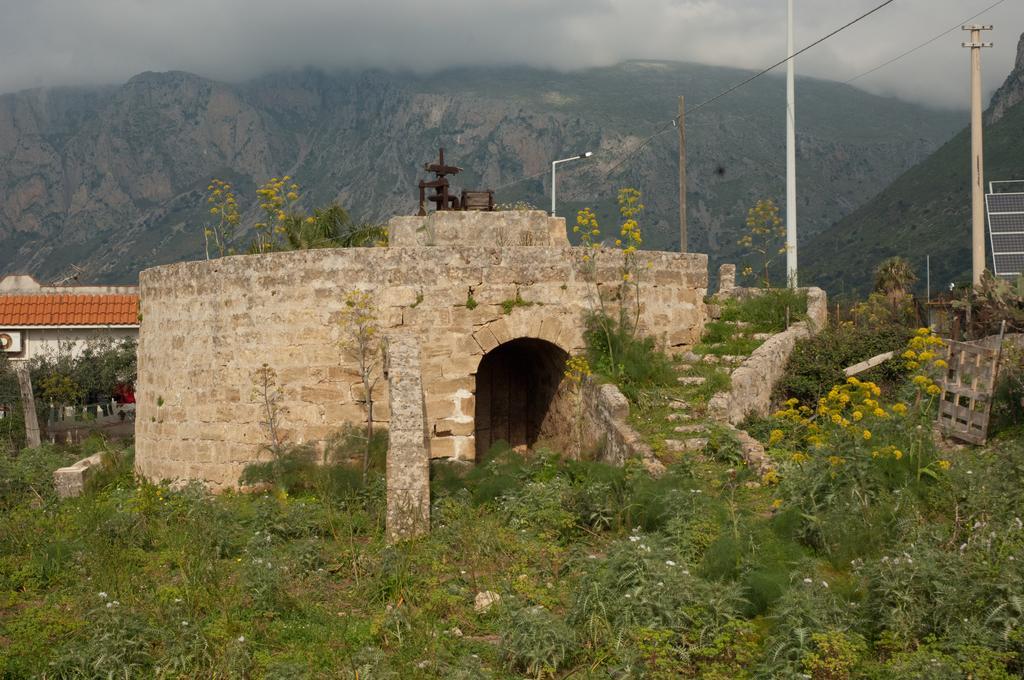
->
(843, 350, 895, 377)
(14, 363, 41, 448)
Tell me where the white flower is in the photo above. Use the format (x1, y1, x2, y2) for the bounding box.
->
(105, 602, 113, 608)
(111, 600, 120, 607)
(181, 621, 189, 627)
(803, 578, 813, 584)
(98, 592, 108, 599)
(682, 570, 690, 575)
(238, 635, 246, 643)
(821, 581, 829, 588)
(665, 560, 677, 567)
(628, 536, 640, 542)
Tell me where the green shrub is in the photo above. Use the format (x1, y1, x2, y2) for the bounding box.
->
(0, 443, 78, 509)
(801, 630, 867, 680)
(499, 605, 575, 678)
(721, 289, 808, 332)
(776, 323, 912, 404)
(584, 313, 677, 403)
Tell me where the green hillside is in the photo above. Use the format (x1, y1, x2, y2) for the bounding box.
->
(803, 93, 1024, 297)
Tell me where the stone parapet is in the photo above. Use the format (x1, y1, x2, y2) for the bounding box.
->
(709, 287, 828, 425)
(388, 210, 569, 248)
(135, 211, 708, 489)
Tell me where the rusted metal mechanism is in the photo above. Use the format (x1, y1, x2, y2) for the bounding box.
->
(417, 148, 494, 216)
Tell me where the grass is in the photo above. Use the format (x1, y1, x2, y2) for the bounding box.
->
(3, 316, 1024, 677)
(694, 289, 808, 358)
(2, 418, 1024, 677)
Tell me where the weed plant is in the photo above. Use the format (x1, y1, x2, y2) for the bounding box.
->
(583, 312, 677, 403)
(3, 334, 1024, 677)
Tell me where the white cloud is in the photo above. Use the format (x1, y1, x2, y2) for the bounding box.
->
(0, 0, 1020, 107)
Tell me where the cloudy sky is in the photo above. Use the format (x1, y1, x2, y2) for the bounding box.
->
(0, 0, 1021, 108)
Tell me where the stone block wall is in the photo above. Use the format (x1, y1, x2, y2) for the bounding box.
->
(135, 212, 708, 489)
(709, 287, 828, 425)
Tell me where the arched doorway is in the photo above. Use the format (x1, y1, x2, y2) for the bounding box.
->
(474, 338, 572, 457)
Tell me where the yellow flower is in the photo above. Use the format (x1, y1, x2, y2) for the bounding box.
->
(771, 499, 783, 509)
(762, 469, 780, 485)
(912, 375, 930, 387)
(892, 403, 908, 415)
(927, 384, 941, 396)
(916, 327, 931, 336)
(903, 350, 917, 360)
(873, 408, 887, 418)
(892, 449, 903, 460)
(862, 430, 872, 441)
(769, 429, 784, 445)
(934, 359, 948, 369)
(828, 455, 843, 466)
(937, 459, 951, 470)
(790, 452, 808, 463)
(852, 411, 863, 422)
(831, 413, 843, 425)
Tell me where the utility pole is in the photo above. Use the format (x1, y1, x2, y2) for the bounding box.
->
(785, 0, 798, 288)
(963, 24, 993, 288)
(678, 96, 687, 252)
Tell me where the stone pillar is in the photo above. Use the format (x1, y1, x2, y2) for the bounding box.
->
(718, 264, 736, 296)
(385, 334, 430, 542)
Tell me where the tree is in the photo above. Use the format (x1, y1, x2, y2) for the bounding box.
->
(338, 290, 382, 478)
(874, 257, 918, 304)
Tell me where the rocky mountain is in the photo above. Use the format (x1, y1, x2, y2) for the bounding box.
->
(0, 62, 964, 284)
(803, 32, 1024, 296)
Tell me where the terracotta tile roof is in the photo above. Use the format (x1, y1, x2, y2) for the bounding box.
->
(0, 294, 139, 327)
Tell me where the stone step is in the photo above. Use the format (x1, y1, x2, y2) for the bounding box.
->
(675, 363, 694, 372)
(669, 400, 692, 410)
(725, 320, 752, 329)
(673, 424, 706, 434)
(665, 437, 709, 453)
(676, 376, 706, 386)
(702, 354, 746, 365)
(679, 351, 702, 364)
(752, 332, 773, 341)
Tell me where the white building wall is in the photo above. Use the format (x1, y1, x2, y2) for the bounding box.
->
(6, 327, 138, 362)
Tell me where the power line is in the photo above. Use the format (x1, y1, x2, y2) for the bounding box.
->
(847, 0, 1009, 83)
(600, 0, 899, 181)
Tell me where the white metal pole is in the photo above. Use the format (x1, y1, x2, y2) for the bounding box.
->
(926, 254, 931, 304)
(786, 0, 798, 288)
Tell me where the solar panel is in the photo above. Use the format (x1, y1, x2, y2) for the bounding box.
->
(986, 181, 1024, 279)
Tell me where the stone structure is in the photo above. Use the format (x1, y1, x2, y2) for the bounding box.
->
(53, 452, 105, 498)
(135, 210, 708, 490)
(385, 334, 430, 541)
(709, 285, 828, 425)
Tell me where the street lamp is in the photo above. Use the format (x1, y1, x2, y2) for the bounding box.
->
(551, 151, 593, 217)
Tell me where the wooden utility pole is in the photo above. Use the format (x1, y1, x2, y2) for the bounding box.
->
(14, 363, 41, 448)
(678, 96, 687, 252)
(963, 24, 993, 287)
